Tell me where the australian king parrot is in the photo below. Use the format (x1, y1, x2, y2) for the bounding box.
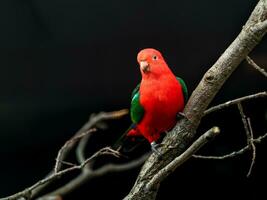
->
(116, 48, 188, 155)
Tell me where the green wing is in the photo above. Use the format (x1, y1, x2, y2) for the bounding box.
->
(130, 83, 145, 124)
(176, 77, 188, 102)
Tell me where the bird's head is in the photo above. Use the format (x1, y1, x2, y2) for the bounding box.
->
(137, 48, 169, 78)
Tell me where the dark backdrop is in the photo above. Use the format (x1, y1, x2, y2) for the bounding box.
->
(0, 0, 266, 199)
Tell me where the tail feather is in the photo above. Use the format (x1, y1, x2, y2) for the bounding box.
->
(112, 124, 145, 153)
(112, 124, 136, 151)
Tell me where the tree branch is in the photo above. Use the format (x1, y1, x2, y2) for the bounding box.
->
(193, 132, 267, 160)
(0, 110, 128, 200)
(54, 129, 97, 173)
(196, 96, 265, 177)
(2, 1, 266, 199)
(246, 118, 256, 177)
(32, 109, 128, 197)
(146, 127, 220, 191)
(204, 91, 267, 115)
(246, 56, 267, 78)
(124, 1, 267, 199)
(194, 103, 261, 177)
(55, 109, 128, 171)
(196, 103, 265, 178)
(76, 134, 90, 164)
(37, 153, 149, 199)
(237, 103, 251, 143)
(0, 147, 120, 200)
(193, 146, 250, 160)
(237, 103, 258, 176)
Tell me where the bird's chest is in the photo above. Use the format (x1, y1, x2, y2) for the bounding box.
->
(139, 79, 181, 117)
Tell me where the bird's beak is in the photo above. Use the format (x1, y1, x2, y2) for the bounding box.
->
(140, 61, 150, 73)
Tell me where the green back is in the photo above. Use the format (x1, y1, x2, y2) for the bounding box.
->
(176, 77, 188, 102)
(130, 84, 145, 124)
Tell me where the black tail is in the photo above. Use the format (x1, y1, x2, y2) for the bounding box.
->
(112, 124, 145, 153)
(112, 124, 135, 151)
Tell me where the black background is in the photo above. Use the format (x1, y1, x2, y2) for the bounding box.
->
(0, 0, 266, 199)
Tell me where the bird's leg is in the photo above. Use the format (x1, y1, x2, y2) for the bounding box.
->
(150, 141, 162, 157)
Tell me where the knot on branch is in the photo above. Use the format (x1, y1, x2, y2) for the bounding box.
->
(204, 70, 216, 84)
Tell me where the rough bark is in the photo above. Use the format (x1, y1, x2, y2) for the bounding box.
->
(124, 1, 267, 199)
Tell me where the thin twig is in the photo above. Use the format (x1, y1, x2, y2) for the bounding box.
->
(38, 153, 149, 199)
(1, 110, 128, 200)
(237, 103, 251, 142)
(75, 110, 129, 167)
(238, 103, 258, 177)
(246, 56, 267, 78)
(146, 127, 220, 190)
(75, 115, 99, 168)
(76, 135, 90, 164)
(196, 103, 266, 178)
(204, 91, 267, 115)
(254, 132, 267, 143)
(54, 129, 97, 173)
(246, 118, 256, 177)
(0, 147, 120, 200)
(76, 113, 106, 165)
(30, 109, 128, 197)
(55, 160, 76, 167)
(193, 146, 250, 159)
(56, 109, 128, 171)
(193, 132, 267, 159)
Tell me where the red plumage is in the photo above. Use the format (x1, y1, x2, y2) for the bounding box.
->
(129, 48, 185, 144)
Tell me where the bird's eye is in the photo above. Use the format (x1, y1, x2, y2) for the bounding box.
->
(152, 55, 158, 60)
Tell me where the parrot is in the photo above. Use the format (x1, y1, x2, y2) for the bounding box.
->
(115, 48, 188, 155)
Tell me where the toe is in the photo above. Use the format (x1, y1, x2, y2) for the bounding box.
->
(150, 142, 162, 157)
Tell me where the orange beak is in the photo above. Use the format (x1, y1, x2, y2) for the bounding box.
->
(140, 61, 150, 73)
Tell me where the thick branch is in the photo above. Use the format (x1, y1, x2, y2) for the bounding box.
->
(146, 127, 220, 190)
(125, 1, 267, 199)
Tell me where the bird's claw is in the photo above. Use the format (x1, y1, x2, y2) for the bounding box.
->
(150, 142, 163, 157)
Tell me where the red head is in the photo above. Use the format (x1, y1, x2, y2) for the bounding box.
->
(137, 48, 171, 78)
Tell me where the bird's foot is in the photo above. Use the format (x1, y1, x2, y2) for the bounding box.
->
(150, 141, 163, 157)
